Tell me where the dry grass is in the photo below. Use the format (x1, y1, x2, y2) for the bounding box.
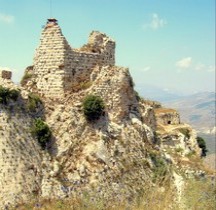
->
(182, 178, 216, 210)
(13, 177, 216, 210)
(154, 108, 177, 114)
(14, 185, 178, 210)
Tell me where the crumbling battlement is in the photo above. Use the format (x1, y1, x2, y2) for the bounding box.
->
(0, 70, 12, 80)
(33, 19, 115, 97)
(154, 108, 180, 125)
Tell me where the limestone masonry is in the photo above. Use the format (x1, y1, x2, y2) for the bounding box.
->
(0, 70, 12, 80)
(33, 19, 115, 97)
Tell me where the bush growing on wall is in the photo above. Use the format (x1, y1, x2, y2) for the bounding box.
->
(82, 95, 105, 121)
(0, 86, 9, 104)
(9, 89, 20, 101)
(196, 136, 208, 157)
(20, 72, 33, 86)
(31, 118, 51, 149)
(0, 86, 20, 104)
(27, 93, 42, 112)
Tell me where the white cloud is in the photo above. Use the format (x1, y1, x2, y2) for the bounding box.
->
(143, 13, 167, 30)
(176, 57, 192, 69)
(0, 13, 14, 23)
(142, 66, 151, 72)
(207, 65, 215, 72)
(195, 63, 215, 72)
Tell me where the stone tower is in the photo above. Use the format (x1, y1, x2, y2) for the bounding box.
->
(33, 19, 116, 98)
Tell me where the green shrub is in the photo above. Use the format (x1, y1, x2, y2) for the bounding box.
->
(178, 128, 190, 139)
(196, 136, 208, 157)
(21, 73, 33, 86)
(27, 93, 42, 112)
(0, 86, 20, 104)
(150, 152, 168, 183)
(82, 95, 105, 121)
(31, 118, 51, 149)
(0, 85, 10, 104)
(9, 89, 20, 100)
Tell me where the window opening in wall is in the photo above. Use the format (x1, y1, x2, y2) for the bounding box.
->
(168, 121, 171, 124)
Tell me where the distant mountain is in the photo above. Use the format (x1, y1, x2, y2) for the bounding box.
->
(136, 84, 185, 102)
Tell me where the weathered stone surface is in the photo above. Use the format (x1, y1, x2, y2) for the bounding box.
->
(32, 20, 115, 98)
(0, 106, 46, 208)
(0, 70, 12, 80)
(154, 108, 180, 125)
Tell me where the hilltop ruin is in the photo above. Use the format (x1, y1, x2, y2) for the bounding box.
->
(0, 19, 205, 209)
(32, 18, 115, 97)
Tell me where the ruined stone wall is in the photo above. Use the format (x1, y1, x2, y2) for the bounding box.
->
(33, 20, 115, 97)
(154, 108, 180, 125)
(88, 31, 115, 65)
(33, 21, 71, 97)
(0, 108, 43, 208)
(63, 51, 102, 90)
(0, 70, 12, 80)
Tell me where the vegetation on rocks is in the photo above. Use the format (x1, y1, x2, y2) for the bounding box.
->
(178, 128, 190, 139)
(13, 177, 216, 210)
(0, 85, 19, 104)
(82, 95, 105, 121)
(149, 152, 168, 183)
(20, 72, 33, 86)
(27, 93, 42, 112)
(196, 136, 208, 157)
(31, 118, 51, 149)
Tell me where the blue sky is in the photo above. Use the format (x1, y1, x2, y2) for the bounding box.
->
(0, 0, 215, 94)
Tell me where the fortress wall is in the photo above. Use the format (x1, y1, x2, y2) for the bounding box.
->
(32, 20, 116, 97)
(0, 110, 43, 207)
(33, 23, 72, 97)
(154, 108, 180, 125)
(63, 51, 102, 89)
(0, 70, 12, 80)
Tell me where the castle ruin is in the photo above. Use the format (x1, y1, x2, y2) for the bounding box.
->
(33, 18, 115, 97)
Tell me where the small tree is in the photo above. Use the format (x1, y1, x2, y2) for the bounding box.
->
(82, 95, 105, 121)
(196, 136, 208, 157)
(31, 118, 51, 149)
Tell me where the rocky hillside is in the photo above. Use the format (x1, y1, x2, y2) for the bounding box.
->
(0, 19, 211, 210)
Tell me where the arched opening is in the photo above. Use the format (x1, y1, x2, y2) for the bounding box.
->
(168, 121, 171, 125)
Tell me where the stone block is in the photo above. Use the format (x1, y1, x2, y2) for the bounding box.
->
(0, 70, 12, 80)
